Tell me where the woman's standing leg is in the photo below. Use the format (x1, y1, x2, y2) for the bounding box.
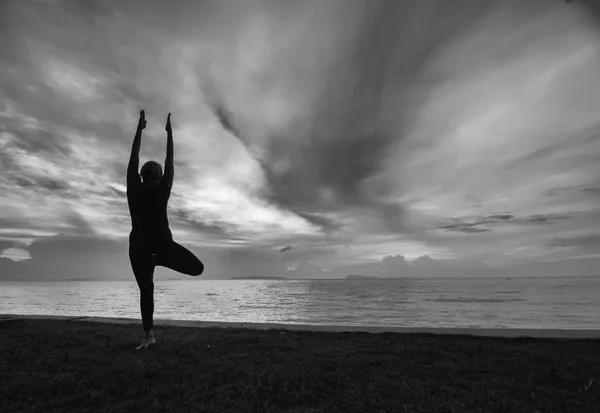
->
(156, 240, 204, 276)
(129, 244, 156, 349)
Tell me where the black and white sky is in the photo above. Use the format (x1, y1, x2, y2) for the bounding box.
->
(1, 0, 599, 280)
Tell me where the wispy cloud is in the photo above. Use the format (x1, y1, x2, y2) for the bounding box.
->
(548, 233, 600, 249)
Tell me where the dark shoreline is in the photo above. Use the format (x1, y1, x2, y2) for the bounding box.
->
(1, 318, 599, 412)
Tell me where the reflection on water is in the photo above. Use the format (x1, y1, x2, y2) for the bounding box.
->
(0, 277, 599, 329)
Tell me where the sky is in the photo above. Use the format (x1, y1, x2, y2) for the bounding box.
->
(1, 0, 600, 280)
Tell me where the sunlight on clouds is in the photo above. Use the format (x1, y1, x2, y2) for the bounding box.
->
(43, 59, 103, 102)
(158, 118, 321, 240)
(0, 247, 31, 261)
(341, 235, 452, 263)
(182, 177, 317, 236)
(0, 228, 55, 239)
(398, 18, 600, 224)
(1, 126, 130, 239)
(1, 132, 66, 178)
(0, 188, 72, 234)
(108, 183, 126, 194)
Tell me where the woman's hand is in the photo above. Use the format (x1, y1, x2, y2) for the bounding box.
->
(165, 113, 172, 134)
(137, 110, 147, 131)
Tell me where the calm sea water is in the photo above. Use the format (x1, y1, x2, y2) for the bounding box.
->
(0, 277, 598, 329)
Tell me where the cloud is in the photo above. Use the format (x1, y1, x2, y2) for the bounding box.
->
(34, 177, 71, 191)
(436, 214, 571, 234)
(202, 0, 502, 231)
(64, 210, 97, 236)
(169, 207, 234, 238)
(437, 222, 491, 234)
(548, 233, 600, 248)
(338, 252, 600, 279)
(411, 255, 439, 268)
(210, 104, 245, 145)
(489, 214, 514, 220)
(288, 261, 325, 279)
(1, 0, 600, 280)
(107, 183, 126, 197)
(523, 214, 571, 224)
(583, 186, 600, 196)
(378, 254, 410, 276)
(0, 240, 16, 254)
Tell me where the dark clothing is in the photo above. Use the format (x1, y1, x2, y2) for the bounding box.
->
(129, 239, 204, 331)
(127, 177, 204, 331)
(127, 179, 173, 247)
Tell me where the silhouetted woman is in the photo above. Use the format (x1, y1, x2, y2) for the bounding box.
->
(127, 110, 204, 350)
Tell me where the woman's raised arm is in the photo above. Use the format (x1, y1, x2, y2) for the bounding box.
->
(127, 110, 146, 186)
(163, 113, 174, 189)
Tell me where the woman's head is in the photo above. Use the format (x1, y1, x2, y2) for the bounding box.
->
(140, 160, 163, 183)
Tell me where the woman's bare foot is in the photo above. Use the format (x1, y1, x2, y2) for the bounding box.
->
(136, 331, 156, 350)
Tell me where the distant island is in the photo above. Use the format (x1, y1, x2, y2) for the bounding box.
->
(344, 275, 404, 280)
(230, 276, 287, 280)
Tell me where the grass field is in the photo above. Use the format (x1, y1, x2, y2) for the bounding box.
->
(1, 319, 599, 412)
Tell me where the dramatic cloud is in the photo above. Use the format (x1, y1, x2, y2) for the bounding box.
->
(437, 213, 572, 233)
(1, 0, 599, 279)
(549, 233, 600, 247)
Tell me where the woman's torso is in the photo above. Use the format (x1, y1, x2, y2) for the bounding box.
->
(127, 180, 172, 250)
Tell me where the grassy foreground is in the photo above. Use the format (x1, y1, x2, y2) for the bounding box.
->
(1, 319, 599, 412)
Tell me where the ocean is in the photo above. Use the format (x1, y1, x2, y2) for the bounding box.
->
(0, 276, 598, 329)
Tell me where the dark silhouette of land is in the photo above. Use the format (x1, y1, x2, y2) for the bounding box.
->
(1, 319, 598, 412)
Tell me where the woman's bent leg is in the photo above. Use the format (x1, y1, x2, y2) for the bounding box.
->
(129, 245, 155, 331)
(156, 240, 204, 276)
